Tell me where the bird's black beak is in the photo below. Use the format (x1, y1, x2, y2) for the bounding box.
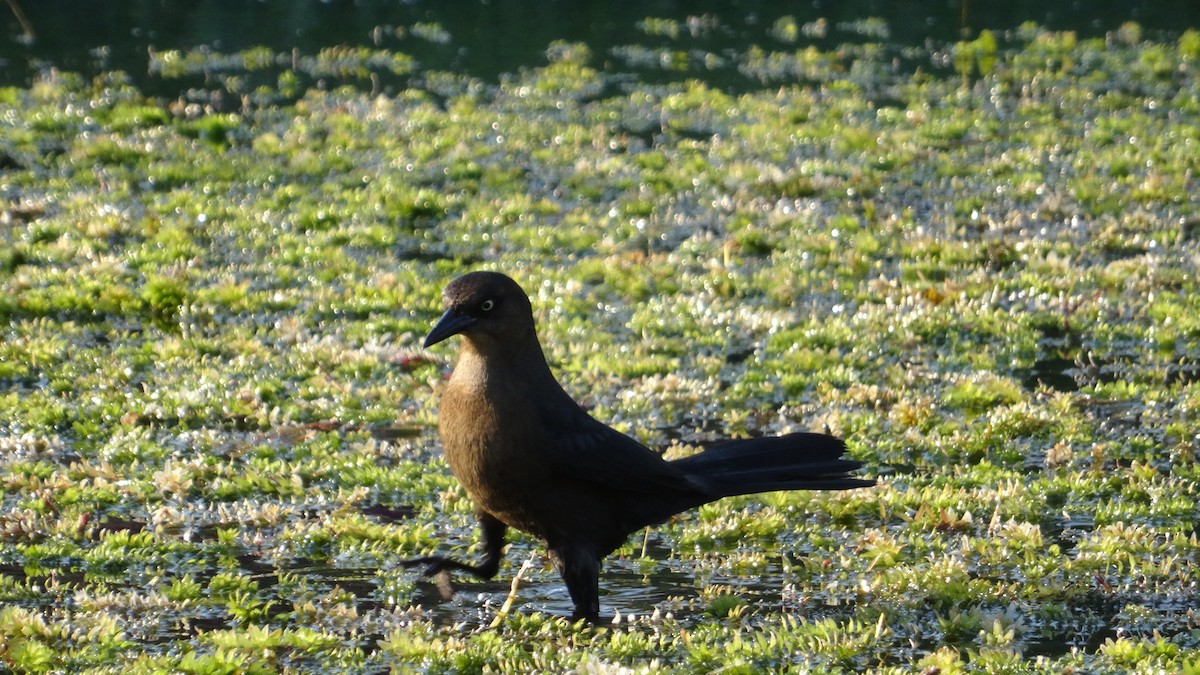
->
(424, 308, 476, 348)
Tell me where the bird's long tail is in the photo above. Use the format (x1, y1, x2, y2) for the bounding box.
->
(669, 432, 874, 498)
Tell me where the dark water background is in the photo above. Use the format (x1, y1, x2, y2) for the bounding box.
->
(3, 0, 1199, 90)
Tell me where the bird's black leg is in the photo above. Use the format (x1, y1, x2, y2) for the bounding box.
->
(549, 544, 601, 621)
(401, 511, 507, 579)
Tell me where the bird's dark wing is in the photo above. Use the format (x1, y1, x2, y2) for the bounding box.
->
(541, 407, 711, 498)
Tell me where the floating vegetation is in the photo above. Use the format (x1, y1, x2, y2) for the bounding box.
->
(0, 15, 1198, 674)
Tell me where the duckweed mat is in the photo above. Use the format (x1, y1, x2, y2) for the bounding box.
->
(1, 18, 1199, 674)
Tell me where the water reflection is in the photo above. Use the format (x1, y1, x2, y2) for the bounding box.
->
(4, 0, 1197, 91)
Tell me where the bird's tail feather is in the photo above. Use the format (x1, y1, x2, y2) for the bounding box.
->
(669, 432, 874, 497)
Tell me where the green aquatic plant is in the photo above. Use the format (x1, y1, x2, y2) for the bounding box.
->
(0, 15, 1198, 673)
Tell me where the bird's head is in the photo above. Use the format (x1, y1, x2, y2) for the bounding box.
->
(423, 271, 535, 349)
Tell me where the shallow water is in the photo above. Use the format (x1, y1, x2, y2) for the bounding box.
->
(4, 0, 1198, 92)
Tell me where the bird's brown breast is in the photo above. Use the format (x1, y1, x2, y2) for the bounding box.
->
(438, 351, 561, 534)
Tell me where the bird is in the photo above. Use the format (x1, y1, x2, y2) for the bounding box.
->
(402, 271, 873, 620)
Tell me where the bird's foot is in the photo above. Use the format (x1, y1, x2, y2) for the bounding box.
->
(400, 555, 497, 580)
(398, 555, 457, 577)
(570, 609, 602, 624)
(398, 556, 461, 601)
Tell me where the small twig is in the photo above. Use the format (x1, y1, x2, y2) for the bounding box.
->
(432, 570, 454, 601)
(489, 552, 537, 628)
(5, 0, 34, 39)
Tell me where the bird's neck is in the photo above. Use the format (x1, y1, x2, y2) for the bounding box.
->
(455, 330, 556, 386)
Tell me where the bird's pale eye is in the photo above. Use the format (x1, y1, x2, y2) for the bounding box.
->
(480, 299, 495, 312)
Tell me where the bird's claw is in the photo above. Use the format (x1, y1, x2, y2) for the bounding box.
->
(399, 556, 451, 577)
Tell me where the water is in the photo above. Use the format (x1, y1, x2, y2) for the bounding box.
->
(3, 0, 1198, 92)
(4, 0, 1197, 661)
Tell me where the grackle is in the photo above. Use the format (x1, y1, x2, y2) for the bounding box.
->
(403, 271, 873, 619)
